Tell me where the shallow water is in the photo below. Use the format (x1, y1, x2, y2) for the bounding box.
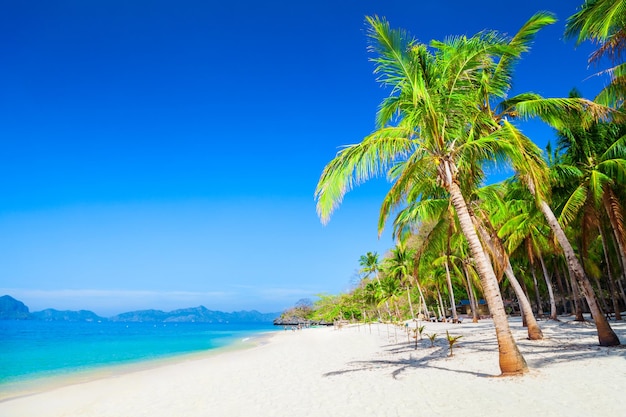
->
(0, 320, 276, 386)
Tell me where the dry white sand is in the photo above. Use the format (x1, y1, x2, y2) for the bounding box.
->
(1, 316, 625, 417)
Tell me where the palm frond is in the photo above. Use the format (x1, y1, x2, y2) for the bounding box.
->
(594, 62, 626, 108)
(565, 0, 626, 45)
(379, 150, 441, 234)
(497, 121, 550, 201)
(315, 127, 412, 224)
(512, 97, 614, 128)
(495, 11, 556, 83)
(597, 158, 626, 185)
(603, 188, 626, 254)
(558, 184, 588, 227)
(588, 170, 612, 207)
(392, 198, 449, 240)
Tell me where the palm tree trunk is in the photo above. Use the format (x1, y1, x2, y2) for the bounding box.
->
(461, 261, 479, 323)
(448, 179, 527, 374)
(415, 280, 430, 320)
(538, 253, 558, 320)
(364, 311, 372, 334)
(406, 285, 415, 320)
(604, 194, 626, 302)
(436, 288, 445, 321)
(530, 263, 545, 318)
(599, 225, 622, 321)
(553, 260, 569, 315)
(618, 277, 626, 310)
(504, 263, 543, 339)
(444, 254, 459, 323)
(537, 199, 620, 346)
(585, 254, 610, 314)
(567, 265, 585, 321)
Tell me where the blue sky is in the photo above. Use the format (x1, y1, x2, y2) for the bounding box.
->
(0, 1, 607, 316)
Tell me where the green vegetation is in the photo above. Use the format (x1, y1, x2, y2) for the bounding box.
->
(427, 333, 438, 348)
(446, 331, 463, 357)
(280, 0, 626, 376)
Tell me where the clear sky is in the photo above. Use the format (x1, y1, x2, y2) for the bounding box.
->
(0, 1, 607, 316)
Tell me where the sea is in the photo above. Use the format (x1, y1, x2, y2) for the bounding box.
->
(0, 320, 276, 398)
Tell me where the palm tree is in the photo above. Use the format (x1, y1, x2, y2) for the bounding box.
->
(474, 184, 545, 339)
(364, 280, 383, 323)
(384, 243, 417, 320)
(359, 252, 393, 321)
(551, 104, 626, 322)
(484, 76, 622, 345)
(498, 190, 560, 320)
(316, 15, 558, 374)
(505, 148, 621, 346)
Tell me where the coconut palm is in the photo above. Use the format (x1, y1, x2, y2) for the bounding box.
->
(482, 76, 622, 345)
(551, 102, 626, 321)
(375, 11, 610, 339)
(393, 193, 465, 323)
(506, 144, 621, 346)
(498, 193, 559, 320)
(360, 252, 393, 321)
(473, 184, 545, 339)
(363, 280, 384, 322)
(384, 243, 417, 320)
(315, 15, 563, 374)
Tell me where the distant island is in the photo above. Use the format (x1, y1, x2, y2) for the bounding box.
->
(0, 295, 280, 323)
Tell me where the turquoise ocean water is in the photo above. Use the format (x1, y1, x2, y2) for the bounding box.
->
(0, 320, 276, 389)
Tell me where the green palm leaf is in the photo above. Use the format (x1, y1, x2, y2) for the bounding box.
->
(315, 127, 412, 223)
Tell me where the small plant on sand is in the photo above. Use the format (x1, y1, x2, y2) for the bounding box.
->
(446, 330, 462, 356)
(427, 333, 437, 347)
(410, 325, 425, 339)
(417, 325, 425, 340)
(411, 325, 427, 349)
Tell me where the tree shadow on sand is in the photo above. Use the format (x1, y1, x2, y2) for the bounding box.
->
(322, 342, 494, 379)
(322, 323, 626, 380)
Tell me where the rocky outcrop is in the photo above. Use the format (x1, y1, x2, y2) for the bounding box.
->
(0, 295, 30, 320)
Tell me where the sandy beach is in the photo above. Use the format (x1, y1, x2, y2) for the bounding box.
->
(1, 316, 625, 417)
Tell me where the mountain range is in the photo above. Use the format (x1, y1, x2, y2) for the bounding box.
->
(0, 295, 280, 323)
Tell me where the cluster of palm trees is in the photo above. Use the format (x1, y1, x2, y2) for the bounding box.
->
(313, 1, 626, 375)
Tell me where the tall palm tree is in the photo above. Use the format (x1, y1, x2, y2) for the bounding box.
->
(316, 15, 562, 374)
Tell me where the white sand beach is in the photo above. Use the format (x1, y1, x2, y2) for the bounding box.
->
(1, 316, 625, 417)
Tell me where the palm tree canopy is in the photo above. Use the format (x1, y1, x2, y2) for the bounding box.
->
(565, 0, 626, 107)
(316, 13, 561, 229)
(565, 0, 626, 49)
(359, 251, 381, 277)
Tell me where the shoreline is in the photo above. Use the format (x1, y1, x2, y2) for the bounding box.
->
(1, 316, 625, 416)
(0, 329, 277, 403)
